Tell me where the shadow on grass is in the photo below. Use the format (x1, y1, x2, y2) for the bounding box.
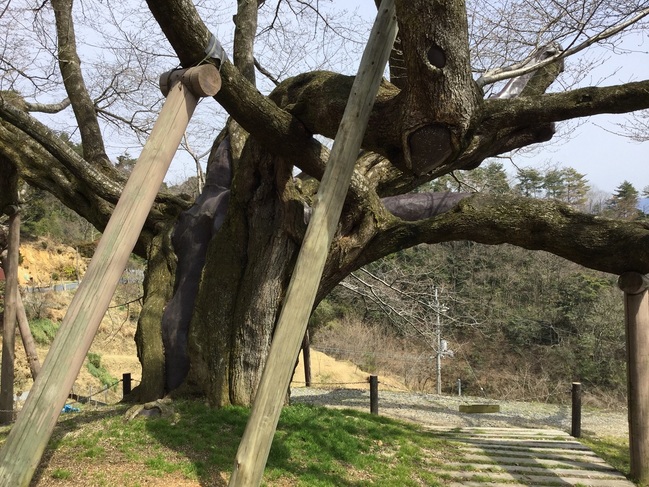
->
(3, 399, 452, 486)
(142, 400, 452, 486)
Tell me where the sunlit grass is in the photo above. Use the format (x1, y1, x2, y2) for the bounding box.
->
(1, 400, 459, 486)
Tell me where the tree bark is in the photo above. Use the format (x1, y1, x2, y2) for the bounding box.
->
(187, 140, 302, 406)
(16, 293, 40, 380)
(0, 165, 19, 425)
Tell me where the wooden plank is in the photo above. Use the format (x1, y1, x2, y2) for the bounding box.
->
(438, 470, 635, 486)
(227, 3, 398, 486)
(0, 64, 220, 487)
(460, 454, 617, 471)
(445, 472, 635, 487)
(460, 445, 602, 460)
(437, 426, 635, 486)
(443, 462, 625, 478)
(459, 404, 501, 413)
(455, 438, 592, 450)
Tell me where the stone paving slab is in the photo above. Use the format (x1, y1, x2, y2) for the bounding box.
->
(432, 426, 636, 486)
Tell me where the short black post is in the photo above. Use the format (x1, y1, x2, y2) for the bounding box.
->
(571, 382, 582, 438)
(302, 331, 312, 387)
(369, 375, 379, 415)
(122, 373, 132, 396)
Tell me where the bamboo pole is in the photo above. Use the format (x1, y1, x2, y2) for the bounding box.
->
(0, 206, 20, 425)
(228, 3, 398, 486)
(0, 64, 221, 486)
(619, 271, 649, 484)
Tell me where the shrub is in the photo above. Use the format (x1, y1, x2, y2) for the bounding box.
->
(30, 318, 59, 345)
(86, 352, 118, 388)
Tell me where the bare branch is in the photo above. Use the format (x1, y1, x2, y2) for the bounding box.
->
(478, 6, 649, 88)
(24, 98, 70, 113)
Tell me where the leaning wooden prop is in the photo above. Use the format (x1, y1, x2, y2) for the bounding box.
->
(228, 2, 398, 486)
(0, 65, 221, 487)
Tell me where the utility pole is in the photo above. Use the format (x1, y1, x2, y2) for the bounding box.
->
(435, 288, 442, 395)
(434, 288, 452, 395)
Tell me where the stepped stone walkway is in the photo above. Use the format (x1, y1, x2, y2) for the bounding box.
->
(428, 426, 635, 486)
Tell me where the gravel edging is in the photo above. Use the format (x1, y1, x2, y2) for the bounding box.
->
(290, 387, 628, 438)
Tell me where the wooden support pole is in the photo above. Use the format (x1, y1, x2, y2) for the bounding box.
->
(0, 206, 20, 425)
(16, 292, 41, 380)
(571, 382, 581, 438)
(369, 375, 379, 415)
(0, 64, 220, 486)
(619, 271, 649, 484)
(228, 4, 397, 486)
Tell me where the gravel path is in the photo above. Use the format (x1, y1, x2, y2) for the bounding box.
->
(290, 387, 628, 438)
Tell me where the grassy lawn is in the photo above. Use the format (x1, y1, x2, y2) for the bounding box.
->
(581, 435, 631, 480)
(0, 401, 460, 486)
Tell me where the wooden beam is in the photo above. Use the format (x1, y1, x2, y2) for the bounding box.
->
(621, 272, 649, 483)
(619, 272, 649, 295)
(0, 64, 220, 486)
(228, 3, 398, 486)
(0, 205, 20, 425)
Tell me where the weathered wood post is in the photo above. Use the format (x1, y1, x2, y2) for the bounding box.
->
(122, 373, 132, 397)
(0, 204, 19, 425)
(16, 292, 41, 380)
(0, 64, 221, 486)
(369, 375, 379, 415)
(302, 331, 311, 387)
(618, 272, 649, 484)
(571, 382, 581, 438)
(228, 3, 398, 486)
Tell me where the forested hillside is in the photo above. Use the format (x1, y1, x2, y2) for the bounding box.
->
(310, 163, 647, 406)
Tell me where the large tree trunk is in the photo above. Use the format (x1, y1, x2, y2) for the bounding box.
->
(133, 227, 175, 402)
(187, 138, 304, 406)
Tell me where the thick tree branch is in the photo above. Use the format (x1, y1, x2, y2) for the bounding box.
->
(483, 80, 649, 130)
(0, 96, 123, 202)
(394, 0, 481, 175)
(0, 98, 190, 252)
(233, 0, 259, 84)
(369, 194, 649, 276)
(145, 0, 374, 206)
(50, 0, 111, 170)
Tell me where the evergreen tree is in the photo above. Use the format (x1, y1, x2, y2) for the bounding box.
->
(607, 180, 641, 220)
(515, 168, 544, 197)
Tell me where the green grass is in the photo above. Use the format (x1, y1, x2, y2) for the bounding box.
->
(3, 400, 459, 486)
(29, 318, 59, 345)
(581, 435, 631, 478)
(86, 352, 118, 388)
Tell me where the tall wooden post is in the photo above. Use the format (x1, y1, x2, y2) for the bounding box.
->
(228, 3, 398, 486)
(571, 382, 581, 438)
(0, 204, 20, 425)
(0, 65, 221, 486)
(619, 272, 649, 484)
